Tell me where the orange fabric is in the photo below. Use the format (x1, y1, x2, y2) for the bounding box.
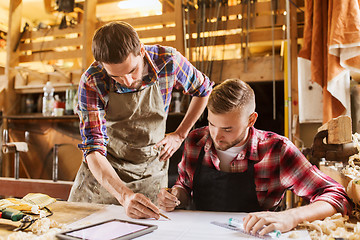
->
(298, 0, 360, 123)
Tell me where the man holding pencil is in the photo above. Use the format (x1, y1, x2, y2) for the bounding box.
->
(157, 78, 352, 235)
(68, 21, 212, 220)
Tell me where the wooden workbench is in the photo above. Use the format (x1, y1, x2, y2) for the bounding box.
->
(0, 201, 104, 238)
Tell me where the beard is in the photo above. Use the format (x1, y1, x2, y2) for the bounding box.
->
(213, 138, 243, 151)
(213, 128, 250, 151)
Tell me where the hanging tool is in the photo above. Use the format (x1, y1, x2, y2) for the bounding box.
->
(195, 1, 201, 69)
(186, 2, 191, 61)
(13, 22, 29, 52)
(240, 0, 245, 62)
(200, 0, 206, 72)
(219, 1, 228, 82)
(182, 3, 188, 59)
(205, 0, 222, 77)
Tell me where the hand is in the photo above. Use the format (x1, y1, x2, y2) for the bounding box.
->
(122, 192, 160, 219)
(157, 188, 181, 212)
(155, 132, 184, 162)
(242, 211, 297, 235)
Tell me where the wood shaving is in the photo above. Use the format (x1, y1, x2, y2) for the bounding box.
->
(342, 133, 360, 179)
(5, 218, 66, 240)
(298, 213, 360, 240)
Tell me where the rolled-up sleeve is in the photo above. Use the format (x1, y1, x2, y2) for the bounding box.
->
(172, 50, 213, 97)
(280, 141, 352, 215)
(77, 70, 109, 158)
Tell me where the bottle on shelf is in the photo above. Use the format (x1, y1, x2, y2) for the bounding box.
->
(65, 84, 76, 115)
(42, 81, 55, 116)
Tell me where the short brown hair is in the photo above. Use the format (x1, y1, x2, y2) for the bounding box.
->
(207, 78, 256, 114)
(92, 21, 141, 64)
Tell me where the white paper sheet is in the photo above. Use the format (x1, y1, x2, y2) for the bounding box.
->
(66, 205, 310, 240)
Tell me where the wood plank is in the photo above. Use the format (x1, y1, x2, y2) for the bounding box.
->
(188, 28, 285, 47)
(0, 177, 73, 200)
(143, 40, 176, 48)
(19, 37, 82, 51)
(319, 164, 352, 188)
(318, 115, 352, 144)
(137, 26, 176, 39)
(22, 24, 83, 40)
(19, 49, 82, 63)
(98, 12, 175, 28)
(205, 55, 283, 83)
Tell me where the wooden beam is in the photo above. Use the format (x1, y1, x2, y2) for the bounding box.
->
(290, 0, 300, 146)
(137, 27, 176, 39)
(19, 49, 82, 63)
(3, 1, 23, 178)
(5, 0, 22, 116)
(98, 13, 175, 29)
(82, 0, 97, 71)
(22, 24, 83, 40)
(20, 37, 82, 51)
(0, 177, 73, 200)
(174, 0, 185, 55)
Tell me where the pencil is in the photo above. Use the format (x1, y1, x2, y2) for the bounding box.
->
(159, 212, 171, 220)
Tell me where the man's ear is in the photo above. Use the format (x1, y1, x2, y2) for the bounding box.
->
(140, 43, 145, 57)
(248, 112, 258, 127)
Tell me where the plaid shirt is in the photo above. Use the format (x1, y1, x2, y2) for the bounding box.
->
(77, 45, 212, 157)
(175, 126, 352, 215)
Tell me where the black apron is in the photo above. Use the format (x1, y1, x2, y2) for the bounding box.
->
(193, 148, 263, 212)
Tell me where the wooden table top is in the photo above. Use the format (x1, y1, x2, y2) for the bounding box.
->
(0, 201, 105, 237)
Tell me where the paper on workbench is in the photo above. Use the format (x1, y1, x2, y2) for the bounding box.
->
(67, 205, 310, 240)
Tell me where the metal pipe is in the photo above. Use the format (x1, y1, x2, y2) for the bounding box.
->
(53, 144, 59, 182)
(14, 151, 19, 179)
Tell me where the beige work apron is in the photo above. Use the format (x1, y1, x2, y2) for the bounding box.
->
(68, 81, 168, 204)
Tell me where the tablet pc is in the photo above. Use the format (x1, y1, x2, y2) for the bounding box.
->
(56, 219, 158, 240)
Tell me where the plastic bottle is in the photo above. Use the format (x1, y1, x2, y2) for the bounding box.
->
(42, 81, 55, 116)
(65, 84, 76, 115)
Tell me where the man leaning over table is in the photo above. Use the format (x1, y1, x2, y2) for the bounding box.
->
(68, 21, 212, 220)
(157, 78, 352, 235)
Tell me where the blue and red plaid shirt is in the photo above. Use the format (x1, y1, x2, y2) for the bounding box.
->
(77, 45, 212, 157)
(175, 126, 352, 215)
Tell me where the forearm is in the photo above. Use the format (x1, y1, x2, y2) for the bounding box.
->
(86, 151, 132, 205)
(285, 201, 337, 226)
(175, 96, 209, 139)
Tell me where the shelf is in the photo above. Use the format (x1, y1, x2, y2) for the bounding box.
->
(4, 113, 78, 120)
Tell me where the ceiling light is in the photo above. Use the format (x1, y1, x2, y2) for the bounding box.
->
(117, 0, 162, 9)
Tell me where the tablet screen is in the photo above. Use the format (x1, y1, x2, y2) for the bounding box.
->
(61, 219, 157, 240)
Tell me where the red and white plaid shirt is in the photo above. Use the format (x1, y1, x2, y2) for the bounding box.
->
(175, 126, 352, 214)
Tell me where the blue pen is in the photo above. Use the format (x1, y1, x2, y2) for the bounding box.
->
(228, 218, 281, 238)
